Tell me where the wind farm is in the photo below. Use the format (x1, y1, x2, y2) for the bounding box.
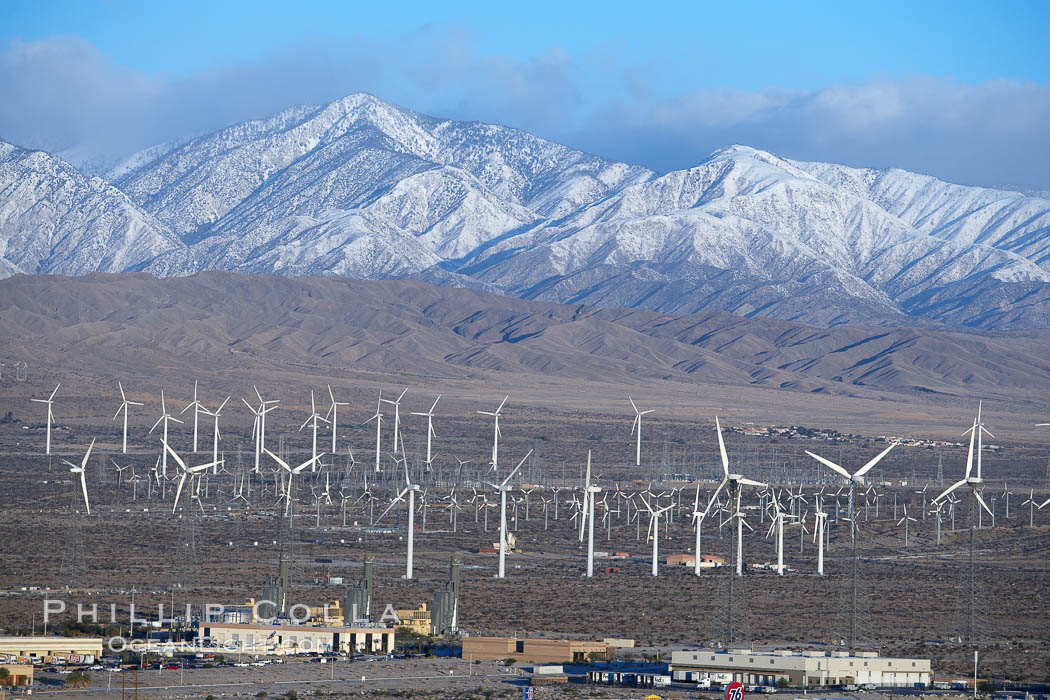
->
(3, 298, 1050, 695)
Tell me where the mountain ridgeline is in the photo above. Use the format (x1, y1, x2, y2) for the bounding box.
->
(2, 93, 1050, 330)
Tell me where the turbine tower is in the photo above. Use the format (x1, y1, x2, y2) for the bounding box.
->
(380, 388, 408, 455)
(326, 385, 349, 454)
(180, 379, 204, 453)
(299, 390, 330, 470)
(113, 381, 143, 454)
(377, 458, 421, 579)
(200, 396, 230, 473)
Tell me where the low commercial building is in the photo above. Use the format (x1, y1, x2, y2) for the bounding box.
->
(462, 637, 616, 664)
(0, 636, 104, 664)
(670, 649, 932, 687)
(200, 623, 394, 655)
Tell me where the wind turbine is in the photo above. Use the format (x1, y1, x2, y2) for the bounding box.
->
(325, 385, 348, 454)
(806, 440, 895, 648)
(628, 397, 654, 467)
(376, 458, 421, 579)
(263, 447, 325, 516)
(200, 397, 230, 473)
(477, 396, 508, 473)
(242, 398, 277, 474)
(410, 396, 441, 470)
(486, 450, 532, 579)
(62, 438, 95, 514)
(964, 401, 994, 480)
(31, 383, 60, 455)
(299, 390, 330, 470)
(163, 440, 222, 515)
(149, 390, 184, 476)
(896, 504, 917, 546)
(640, 493, 674, 576)
(180, 380, 204, 453)
(932, 408, 995, 644)
(700, 417, 768, 577)
(113, 381, 144, 454)
(380, 389, 408, 455)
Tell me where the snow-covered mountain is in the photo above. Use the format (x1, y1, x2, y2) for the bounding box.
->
(5, 93, 1050, 330)
(0, 140, 183, 276)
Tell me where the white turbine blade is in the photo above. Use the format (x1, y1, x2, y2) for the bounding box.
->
(641, 410, 655, 416)
(430, 395, 441, 412)
(963, 423, 976, 479)
(169, 416, 184, 425)
(853, 442, 898, 479)
(701, 479, 728, 520)
(500, 450, 532, 488)
(149, 414, 164, 434)
(217, 396, 230, 413)
(737, 477, 767, 488)
(934, 478, 967, 504)
(263, 447, 292, 472)
(118, 381, 126, 402)
(172, 474, 187, 514)
(293, 453, 326, 474)
(805, 451, 853, 482)
(630, 414, 639, 435)
(714, 416, 730, 477)
(81, 438, 97, 469)
(162, 440, 188, 472)
(376, 489, 409, 523)
(49, 383, 61, 401)
(113, 403, 125, 421)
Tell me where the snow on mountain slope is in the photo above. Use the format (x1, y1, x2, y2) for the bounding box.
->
(7, 93, 1050, 330)
(453, 145, 1050, 325)
(118, 93, 650, 239)
(795, 160, 1050, 266)
(0, 140, 182, 277)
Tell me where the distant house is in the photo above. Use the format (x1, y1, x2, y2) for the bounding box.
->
(665, 554, 724, 568)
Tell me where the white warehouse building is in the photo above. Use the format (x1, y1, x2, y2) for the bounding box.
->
(670, 649, 932, 688)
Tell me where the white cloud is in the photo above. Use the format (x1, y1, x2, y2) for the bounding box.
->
(1, 33, 1048, 188)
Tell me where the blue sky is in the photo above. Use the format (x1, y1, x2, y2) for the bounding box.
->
(2, 0, 1049, 187)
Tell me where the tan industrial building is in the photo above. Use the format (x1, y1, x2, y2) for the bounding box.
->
(462, 637, 616, 664)
(670, 649, 932, 687)
(200, 623, 394, 655)
(0, 636, 104, 664)
(0, 664, 34, 685)
(392, 604, 431, 636)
